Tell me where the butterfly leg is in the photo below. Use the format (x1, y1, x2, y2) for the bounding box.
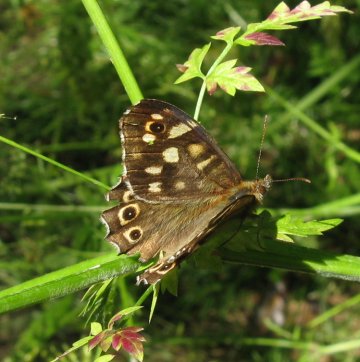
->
(136, 261, 178, 285)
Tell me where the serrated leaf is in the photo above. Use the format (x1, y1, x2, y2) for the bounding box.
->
(174, 43, 211, 84)
(243, 32, 284, 46)
(206, 60, 264, 96)
(236, 1, 351, 49)
(276, 216, 343, 238)
(276, 233, 295, 242)
(211, 26, 241, 42)
(267, 1, 291, 20)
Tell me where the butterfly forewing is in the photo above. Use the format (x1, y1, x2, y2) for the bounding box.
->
(121, 99, 241, 202)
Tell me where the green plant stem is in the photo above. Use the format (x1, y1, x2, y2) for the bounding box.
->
(194, 82, 207, 121)
(81, 0, 143, 104)
(267, 88, 360, 163)
(194, 41, 233, 120)
(0, 254, 146, 315)
(135, 286, 154, 307)
(0, 135, 110, 191)
(308, 292, 360, 328)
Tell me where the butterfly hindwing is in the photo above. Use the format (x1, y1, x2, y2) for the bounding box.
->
(102, 183, 239, 264)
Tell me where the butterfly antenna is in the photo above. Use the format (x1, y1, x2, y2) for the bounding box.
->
(255, 115, 269, 180)
(272, 177, 311, 184)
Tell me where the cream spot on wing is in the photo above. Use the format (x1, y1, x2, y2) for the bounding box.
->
(163, 147, 179, 163)
(197, 155, 216, 170)
(123, 227, 143, 244)
(145, 166, 163, 175)
(175, 181, 185, 190)
(188, 143, 205, 158)
(122, 190, 134, 203)
(148, 182, 162, 193)
(168, 123, 191, 139)
(142, 133, 156, 143)
(151, 113, 163, 120)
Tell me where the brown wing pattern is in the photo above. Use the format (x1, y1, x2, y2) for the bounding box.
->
(101, 181, 257, 284)
(101, 99, 268, 284)
(120, 99, 241, 202)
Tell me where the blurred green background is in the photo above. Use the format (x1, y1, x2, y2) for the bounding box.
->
(0, 0, 359, 361)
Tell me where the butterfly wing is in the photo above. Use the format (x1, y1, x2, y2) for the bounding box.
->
(120, 99, 242, 202)
(101, 183, 256, 284)
(102, 99, 268, 284)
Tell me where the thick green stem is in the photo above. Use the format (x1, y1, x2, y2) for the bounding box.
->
(81, 0, 143, 104)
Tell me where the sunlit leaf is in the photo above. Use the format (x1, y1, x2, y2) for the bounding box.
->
(211, 26, 241, 42)
(94, 355, 115, 362)
(243, 32, 284, 46)
(174, 43, 211, 83)
(108, 305, 143, 329)
(91, 322, 103, 335)
(276, 216, 343, 239)
(206, 60, 264, 95)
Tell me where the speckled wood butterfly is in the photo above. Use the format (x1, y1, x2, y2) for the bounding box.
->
(101, 99, 273, 285)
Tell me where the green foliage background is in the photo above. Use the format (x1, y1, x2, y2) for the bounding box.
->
(0, 0, 359, 361)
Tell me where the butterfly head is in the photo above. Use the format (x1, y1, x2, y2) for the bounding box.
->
(230, 174, 272, 206)
(250, 174, 272, 203)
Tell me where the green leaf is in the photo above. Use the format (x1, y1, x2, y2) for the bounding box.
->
(149, 283, 160, 323)
(211, 26, 241, 43)
(235, 1, 352, 48)
(276, 216, 343, 241)
(91, 322, 103, 335)
(72, 336, 93, 348)
(245, 22, 297, 33)
(174, 43, 211, 84)
(108, 305, 143, 328)
(243, 32, 284, 46)
(267, 1, 352, 23)
(95, 355, 115, 362)
(206, 60, 264, 95)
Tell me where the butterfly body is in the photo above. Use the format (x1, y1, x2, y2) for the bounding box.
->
(101, 99, 271, 284)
